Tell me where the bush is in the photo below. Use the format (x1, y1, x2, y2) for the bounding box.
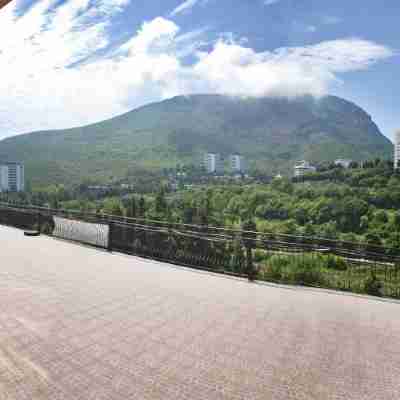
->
(263, 254, 326, 286)
(262, 254, 288, 281)
(363, 273, 383, 297)
(326, 255, 347, 271)
(289, 256, 326, 286)
(264, 263, 284, 281)
(253, 249, 267, 263)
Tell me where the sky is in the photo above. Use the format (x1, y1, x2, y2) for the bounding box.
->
(0, 0, 399, 141)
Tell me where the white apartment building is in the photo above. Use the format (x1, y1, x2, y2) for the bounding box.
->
(203, 153, 223, 174)
(395, 130, 400, 170)
(294, 160, 316, 177)
(230, 154, 246, 174)
(0, 162, 25, 192)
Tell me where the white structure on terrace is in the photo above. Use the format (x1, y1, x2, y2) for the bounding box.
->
(294, 160, 316, 177)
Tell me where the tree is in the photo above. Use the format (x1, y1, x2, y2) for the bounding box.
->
(199, 190, 212, 225)
(271, 177, 293, 194)
(340, 197, 368, 232)
(155, 187, 167, 215)
(349, 161, 359, 169)
(364, 272, 382, 296)
(138, 196, 146, 217)
(319, 221, 338, 239)
(183, 204, 195, 224)
(303, 223, 315, 237)
(365, 232, 383, 248)
(126, 197, 137, 218)
(374, 210, 388, 225)
(103, 198, 124, 216)
(386, 232, 400, 250)
(293, 206, 309, 225)
(49, 196, 59, 209)
(393, 212, 400, 228)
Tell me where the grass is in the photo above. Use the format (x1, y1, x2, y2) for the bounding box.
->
(257, 251, 400, 298)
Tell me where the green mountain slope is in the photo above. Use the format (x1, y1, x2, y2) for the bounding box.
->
(0, 94, 393, 185)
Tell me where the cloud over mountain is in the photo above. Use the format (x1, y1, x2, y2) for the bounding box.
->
(0, 0, 394, 137)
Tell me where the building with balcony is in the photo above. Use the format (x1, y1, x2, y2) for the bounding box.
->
(294, 160, 316, 177)
(230, 154, 246, 174)
(203, 153, 223, 174)
(0, 162, 25, 192)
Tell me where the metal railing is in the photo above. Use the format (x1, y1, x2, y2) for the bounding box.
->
(1, 202, 399, 298)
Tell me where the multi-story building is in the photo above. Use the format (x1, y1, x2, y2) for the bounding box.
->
(203, 153, 223, 174)
(230, 154, 246, 174)
(395, 130, 400, 170)
(0, 162, 25, 192)
(294, 160, 316, 177)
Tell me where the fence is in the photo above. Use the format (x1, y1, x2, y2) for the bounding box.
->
(0, 202, 399, 298)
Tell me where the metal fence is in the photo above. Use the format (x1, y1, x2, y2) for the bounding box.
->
(1, 202, 399, 298)
(108, 221, 247, 276)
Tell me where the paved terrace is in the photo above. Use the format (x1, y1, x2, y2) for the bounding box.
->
(0, 225, 400, 400)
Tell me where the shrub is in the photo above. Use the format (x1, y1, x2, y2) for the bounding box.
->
(264, 262, 284, 281)
(263, 254, 326, 286)
(363, 273, 383, 297)
(289, 256, 326, 286)
(254, 249, 267, 263)
(326, 255, 347, 271)
(263, 254, 288, 281)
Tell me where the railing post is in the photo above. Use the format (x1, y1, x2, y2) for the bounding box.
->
(245, 245, 255, 281)
(108, 221, 113, 252)
(37, 211, 42, 233)
(242, 219, 257, 282)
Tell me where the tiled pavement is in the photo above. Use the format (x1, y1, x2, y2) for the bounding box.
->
(0, 225, 400, 399)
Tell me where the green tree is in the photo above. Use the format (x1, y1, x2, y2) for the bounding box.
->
(138, 196, 146, 217)
(155, 187, 167, 215)
(374, 210, 388, 225)
(103, 198, 124, 216)
(126, 197, 137, 218)
(393, 212, 400, 229)
(360, 215, 369, 232)
(340, 197, 368, 232)
(303, 223, 315, 237)
(183, 204, 195, 224)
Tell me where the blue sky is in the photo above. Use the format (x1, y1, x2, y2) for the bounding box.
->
(0, 0, 398, 140)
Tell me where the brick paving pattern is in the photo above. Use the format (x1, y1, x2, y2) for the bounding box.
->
(0, 225, 399, 399)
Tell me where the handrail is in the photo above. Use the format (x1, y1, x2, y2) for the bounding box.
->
(0, 200, 398, 259)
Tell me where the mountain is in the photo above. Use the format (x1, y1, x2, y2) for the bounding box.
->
(0, 94, 393, 186)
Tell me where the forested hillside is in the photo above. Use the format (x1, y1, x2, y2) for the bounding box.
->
(4, 160, 400, 249)
(0, 94, 392, 186)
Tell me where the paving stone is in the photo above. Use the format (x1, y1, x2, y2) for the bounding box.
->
(1, 225, 400, 399)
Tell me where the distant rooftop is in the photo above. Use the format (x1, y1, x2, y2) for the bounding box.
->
(0, 161, 24, 165)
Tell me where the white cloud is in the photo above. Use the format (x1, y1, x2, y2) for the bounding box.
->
(169, 0, 204, 17)
(0, 1, 395, 138)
